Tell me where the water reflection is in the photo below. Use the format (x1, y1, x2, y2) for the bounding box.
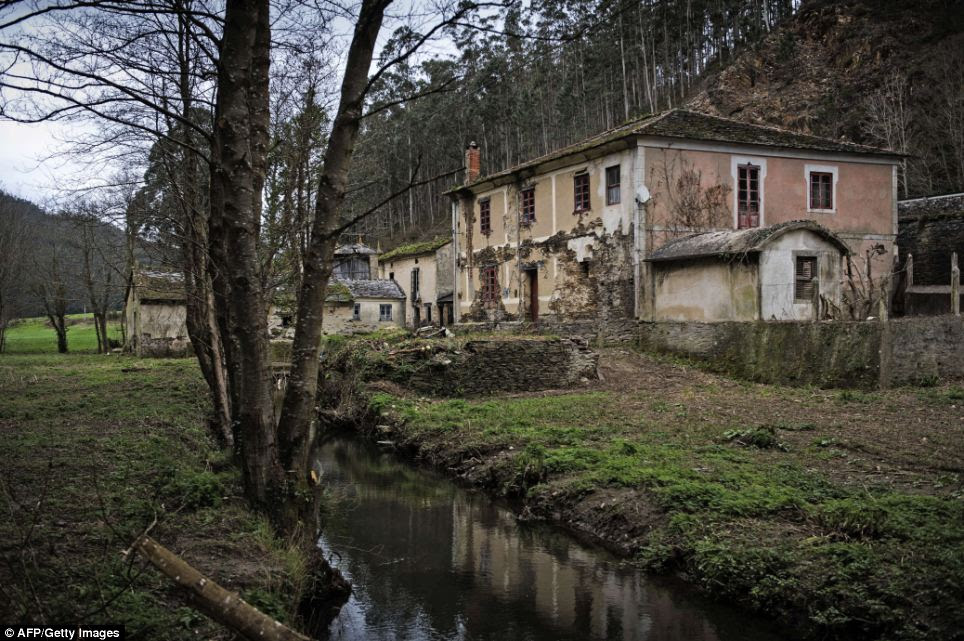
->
(316, 438, 779, 641)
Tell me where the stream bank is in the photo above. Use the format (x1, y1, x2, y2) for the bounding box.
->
(318, 334, 964, 641)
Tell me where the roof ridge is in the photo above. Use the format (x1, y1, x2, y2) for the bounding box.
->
(670, 108, 893, 154)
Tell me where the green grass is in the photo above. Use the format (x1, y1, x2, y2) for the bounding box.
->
(3, 314, 123, 354)
(0, 354, 299, 639)
(372, 391, 964, 640)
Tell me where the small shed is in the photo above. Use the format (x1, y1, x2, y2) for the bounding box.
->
(124, 269, 190, 356)
(322, 278, 406, 335)
(646, 221, 848, 322)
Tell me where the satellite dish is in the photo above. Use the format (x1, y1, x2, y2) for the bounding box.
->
(635, 185, 651, 204)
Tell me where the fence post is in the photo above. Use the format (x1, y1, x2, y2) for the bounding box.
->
(952, 252, 960, 316)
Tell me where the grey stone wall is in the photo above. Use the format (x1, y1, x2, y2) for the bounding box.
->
(638, 317, 964, 389)
(382, 337, 599, 396)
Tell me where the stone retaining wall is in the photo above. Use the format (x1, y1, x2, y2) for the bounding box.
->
(382, 337, 599, 396)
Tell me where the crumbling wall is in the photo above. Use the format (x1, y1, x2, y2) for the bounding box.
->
(369, 337, 599, 396)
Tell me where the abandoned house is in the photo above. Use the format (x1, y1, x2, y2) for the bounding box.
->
(446, 108, 901, 328)
(269, 241, 407, 336)
(123, 268, 190, 356)
(895, 193, 964, 316)
(378, 237, 455, 327)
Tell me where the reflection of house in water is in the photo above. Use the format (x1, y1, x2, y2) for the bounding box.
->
(320, 440, 733, 641)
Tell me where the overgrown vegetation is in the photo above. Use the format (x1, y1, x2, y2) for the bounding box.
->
(360, 352, 964, 641)
(0, 354, 302, 638)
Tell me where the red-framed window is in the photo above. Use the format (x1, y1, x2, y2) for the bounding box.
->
(605, 165, 621, 205)
(809, 172, 833, 210)
(480, 266, 499, 302)
(574, 173, 590, 212)
(479, 197, 491, 235)
(737, 164, 760, 228)
(520, 187, 535, 224)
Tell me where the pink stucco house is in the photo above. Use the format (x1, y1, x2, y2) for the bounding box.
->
(447, 109, 901, 324)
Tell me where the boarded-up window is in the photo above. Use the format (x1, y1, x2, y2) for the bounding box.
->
(605, 165, 621, 205)
(379, 304, 393, 321)
(737, 164, 760, 228)
(574, 173, 590, 212)
(520, 187, 535, 224)
(479, 198, 491, 235)
(795, 256, 817, 302)
(810, 172, 833, 210)
(481, 266, 499, 302)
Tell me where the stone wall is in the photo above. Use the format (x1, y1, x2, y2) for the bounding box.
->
(455, 317, 638, 344)
(638, 316, 964, 388)
(139, 336, 192, 358)
(380, 337, 599, 396)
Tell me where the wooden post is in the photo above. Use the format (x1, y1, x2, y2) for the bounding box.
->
(952, 252, 960, 316)
(130, 535, 312, 641)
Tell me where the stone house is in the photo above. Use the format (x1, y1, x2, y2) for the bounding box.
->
(446, 108, 901, 327)
(377, 237, 455, 327)
(268, 241, 407, 336)
(123, 268, 190, 356)
(320, 279, 406, 335)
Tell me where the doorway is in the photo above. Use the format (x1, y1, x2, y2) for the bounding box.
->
(524, 267, 538, 322)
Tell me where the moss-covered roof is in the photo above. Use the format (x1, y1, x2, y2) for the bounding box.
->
(378, 236, 451, 263)
(132, 269, 185, 302)
(325, 278, 406, 302)
(447, 109, 902, 194)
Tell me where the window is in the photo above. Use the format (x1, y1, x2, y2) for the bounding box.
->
(574, 173, 590, 212)
(280, 314, 292, 328)
(605, 165, 621, 205)
(479, 198, 491, 235)
(410, 268, 420, 299)
(424, 304, 432, 323)
(388, 271, 395, 280)
(737, 164, 760, 228)
(795, 257, 817, 302)
(480, 266, 499, 302)
(809, 172, 833, 210)
(352, 304, 360, 320)
(520, 187, 535, 224)
(379, 304, 393, 321)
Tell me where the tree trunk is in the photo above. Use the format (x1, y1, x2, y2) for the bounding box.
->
(208, 0, 284, 513)
(277, 0, 390, 535)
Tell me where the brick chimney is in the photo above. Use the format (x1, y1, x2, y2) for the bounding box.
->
(465, 141, 480, 183)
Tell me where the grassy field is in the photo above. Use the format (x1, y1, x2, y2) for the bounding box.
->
(362, 347, 964, 641)
(3, 314, 124, 354)
(0, 353, 303, 638)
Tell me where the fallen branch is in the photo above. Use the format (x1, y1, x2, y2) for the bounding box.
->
(128, 535, 311, 641)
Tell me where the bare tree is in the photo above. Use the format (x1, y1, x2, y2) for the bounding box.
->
(0, 195, 28, 352)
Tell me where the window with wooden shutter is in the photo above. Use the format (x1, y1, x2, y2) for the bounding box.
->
(605, 165, 621, 205)
(480, 266, 499, 302)
(809, 172, 833, 210)
(520, 187, 535, 224)
(574, 173, 590, 212)
(479, 198, 491, 235)
(410, 267, 420, 299)
(795, 256, 817, 302)
(737, 164, 760, 228)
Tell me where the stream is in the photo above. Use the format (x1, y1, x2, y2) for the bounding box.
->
(315, 436, 783, 641)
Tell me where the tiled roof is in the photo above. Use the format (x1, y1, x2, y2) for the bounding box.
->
(451, 109, 900, 192)
(326, 278, 405, 302)
(334, 242, 378, 256)
(647, 220, 849, 262)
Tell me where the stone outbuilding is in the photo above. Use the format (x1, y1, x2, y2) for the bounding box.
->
(378, 237, 455, 327)
(123, 268, 190, 356)
(645, 220, 848, 321)
(321, 279, 406, 335)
